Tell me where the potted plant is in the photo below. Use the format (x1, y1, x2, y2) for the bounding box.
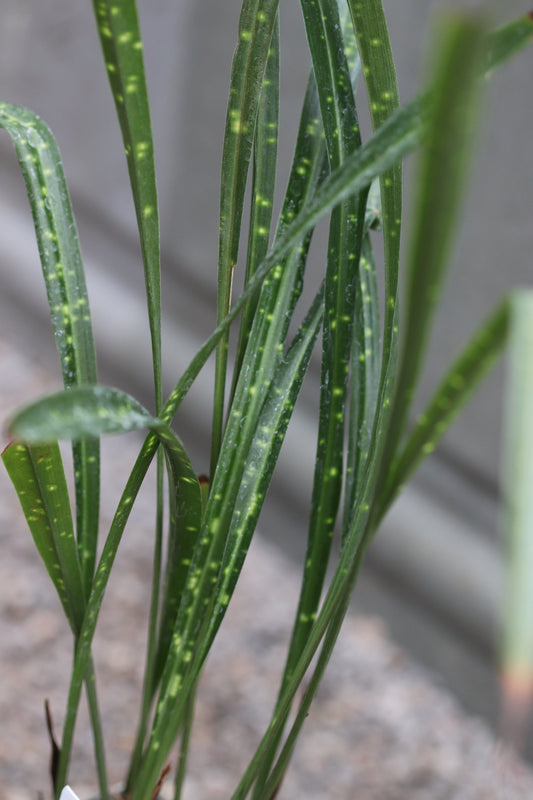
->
(1, 1, 533, 798)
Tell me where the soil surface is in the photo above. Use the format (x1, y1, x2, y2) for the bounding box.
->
(1, 338, 533, 800)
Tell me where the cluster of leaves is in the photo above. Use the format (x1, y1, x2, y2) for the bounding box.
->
(1, 1, 532, 798)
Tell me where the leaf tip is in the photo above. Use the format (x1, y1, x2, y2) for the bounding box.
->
(1, 439, 17, 458)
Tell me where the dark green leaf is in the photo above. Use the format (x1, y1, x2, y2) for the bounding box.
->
(379, 14, 486, 479)
(9, 386, 155, 442)
(211, 0, 280, 473)
(92, 0, 162, 408)
(276, 0, 366, 733)
(2, 442, 84, 632)
(231, 14, 280, 396)
(0, 102, 100, 593)
(343, 233, 381, 536)
(134, 288, 324, 798)
(380, 301, 509, 516)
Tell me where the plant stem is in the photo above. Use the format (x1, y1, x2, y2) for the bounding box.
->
(84, 656, 111, 800)
(127, 447, 165, 791)
(173, 684, 197, 800)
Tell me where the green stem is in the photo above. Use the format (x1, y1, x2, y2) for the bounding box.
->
(85, 656, 111, 800)
(127, 447, 165, 792)
(173, 684, 197, 800)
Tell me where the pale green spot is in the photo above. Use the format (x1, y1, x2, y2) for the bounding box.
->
(230, 109, 242, 134)
(136, 141, 149, 160)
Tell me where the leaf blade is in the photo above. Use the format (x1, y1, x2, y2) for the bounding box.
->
(8, 386, 156, 443)
(92, 0, 162, 408)
(380, 301, 509, 516)
(0, 101, 100, 594)
(2, 442, 84, 633)
(211, 0, 280, 473)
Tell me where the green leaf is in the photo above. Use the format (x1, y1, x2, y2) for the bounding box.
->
(231, 14, 280, 397)
(8, 386, 156, 442)
(348, 0, 401, 376)
(203, 287, 324, 657)
(230, 14, 533, 797)
(0, 105, 97, 390)
(343, 233, 381, 535)
(500, 291, 533, 738)
(211, 0, 280, 473)
(50, 419, 200, 792)
(380, 301, 509, 517)
(133, 288, 324, 799)
(484, 13, 533, 75)
(0, 101, 99, 595)
(273, 0, 366, 742)
(378, 13, 486, 485)
(2, 442, 84, 633)
(92, 0, 161, 409)
(151, 437, 202, 693)
(159, 13, 533, 438)
(55, 434, 159, 792)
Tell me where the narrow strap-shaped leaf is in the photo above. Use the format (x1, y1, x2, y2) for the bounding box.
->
(8, 386, 156, 442)
(158, 12, 533, 435)
(2, 442, 84, 633)
(202, 287, 324, 659)
(500, 291, 533, 740)
(0, 102, 99, 595)
(378, 14, 486, 481)
(341, 0, 402, 575)
(32, 18, 532, 794)
(92, 0, 162, 409)
(348, 0, 401, 390)
(227, 66, 329, 423)
(231, 14, 280, 397)
(260, 593, 349, 800)
(276, 0, 366, 716)
(0, 105, 97, 389)
(379, 300, 509, 517)
(55, 434, 159, 793)
(134, 288, 324, 799)
(211, 0, 280, 475)
(90, 7, 165, 775)
(232, 18, 533, 796)
(343, 232, 381, 537)
(8, 388, 200, 537)
(485, 12, 533, 75)
(166, 75, 330, 700)
(151, 437, 203, 693)
(128, 71, 328, 795)
(27, 406, 201, 792)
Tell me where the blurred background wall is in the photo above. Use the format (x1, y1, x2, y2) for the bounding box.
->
(1, 0, 532, 741)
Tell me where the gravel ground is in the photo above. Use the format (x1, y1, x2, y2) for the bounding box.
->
(1, 338, 533, 800)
